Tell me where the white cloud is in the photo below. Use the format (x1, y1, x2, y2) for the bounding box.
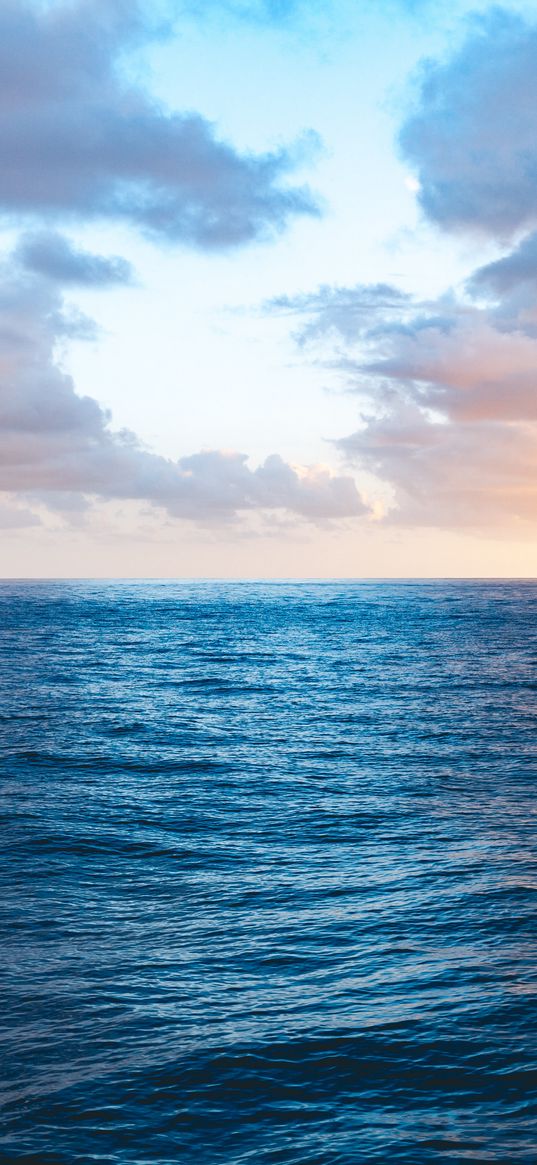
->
(0, 259, 369, 524)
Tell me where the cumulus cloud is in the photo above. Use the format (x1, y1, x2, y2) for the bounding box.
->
(0, 258, 368, 523)
(0, 0, 318, 248)
(399, 10, 537, 239)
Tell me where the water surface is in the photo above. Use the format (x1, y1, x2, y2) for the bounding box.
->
(1, 580, 536, 1163)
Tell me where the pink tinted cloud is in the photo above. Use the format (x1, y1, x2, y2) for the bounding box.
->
(277, 280, 537, 529)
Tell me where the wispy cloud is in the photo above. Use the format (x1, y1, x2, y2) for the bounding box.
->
(275, 277, 537, 529)
(270, 284, 410, 345)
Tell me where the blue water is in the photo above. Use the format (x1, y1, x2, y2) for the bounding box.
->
(1, 580, 536, 1164)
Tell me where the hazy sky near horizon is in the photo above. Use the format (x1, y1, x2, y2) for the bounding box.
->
(3, 0, 537, 576)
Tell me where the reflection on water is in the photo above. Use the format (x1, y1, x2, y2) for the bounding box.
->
(1, 580, 536, 1163)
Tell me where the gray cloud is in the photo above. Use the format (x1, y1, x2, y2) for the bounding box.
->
(469, 233, 537, 298)
(400, 10, 537, 238)
(0, 259, 368, 523)
(16, 231, 134, 287)
(467, 233, 537, 334)
(0, 0, 318, 248)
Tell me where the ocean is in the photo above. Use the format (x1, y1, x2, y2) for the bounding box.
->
(1, 579, 536, 1163)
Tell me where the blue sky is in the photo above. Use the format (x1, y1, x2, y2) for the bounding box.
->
(2, 0, 537, 575)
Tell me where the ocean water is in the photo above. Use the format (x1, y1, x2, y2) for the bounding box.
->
(1, 579, 536, 1165)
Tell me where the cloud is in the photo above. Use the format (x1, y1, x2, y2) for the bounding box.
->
(0, 258, 368, 524)
(0, 501, 41, 529)
(0, 2, 361, 532)
(469, 233, 537, 299)
(338, 406, 537, 529)
(361, 309, 537, 422)
(245, 7, 537, 535)
(467, 232, 537, 335)
(0, 0, 318, 248)
(270, 283, 409, 344)
(279, 279, 537, 529)
(16, 232, 134, 287)
(399, 10, 537, 238)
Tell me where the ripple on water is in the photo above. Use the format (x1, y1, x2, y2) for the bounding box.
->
(1, 579, 536, 1163)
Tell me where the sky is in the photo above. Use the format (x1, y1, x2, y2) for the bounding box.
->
(3, 0, 537, 577)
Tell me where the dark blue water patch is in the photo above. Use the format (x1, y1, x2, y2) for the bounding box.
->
(1, 579, 537, 1163)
